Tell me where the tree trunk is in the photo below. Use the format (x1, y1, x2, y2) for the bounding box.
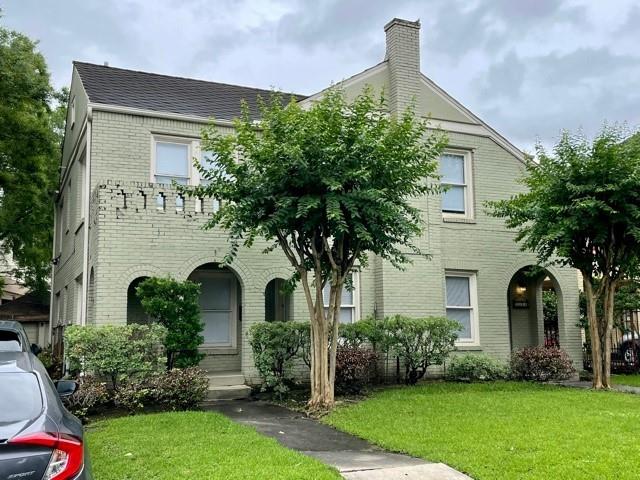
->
(601, 280, 617, 389)
(584, 278, 604, 389)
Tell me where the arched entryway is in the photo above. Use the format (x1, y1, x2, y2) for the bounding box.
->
(188, 263, 242, 350)
(127, 276, 150, 324)
(265, 278, 292, 322)
(508, 266, 563, 351)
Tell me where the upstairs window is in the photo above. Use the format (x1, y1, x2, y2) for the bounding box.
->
(153, 139, 191, 185)
(440, 151, 473, 218)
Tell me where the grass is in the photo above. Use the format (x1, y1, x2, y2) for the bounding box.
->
(611, 373, 640, 387)
(325, 382, 640, 480)
(87, 411, 340, 480)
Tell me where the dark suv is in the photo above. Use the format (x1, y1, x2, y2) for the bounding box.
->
(0, 322, 92, 480)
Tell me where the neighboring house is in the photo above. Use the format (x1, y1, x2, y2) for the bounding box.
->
(0, 293, 49, 346)
(0, 253, 28, 304)
(51, 18, 582, 392)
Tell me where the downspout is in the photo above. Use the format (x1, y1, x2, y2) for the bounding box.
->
(80, 106, 93, 326)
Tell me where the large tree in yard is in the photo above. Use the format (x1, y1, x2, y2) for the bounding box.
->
(192, 88, 446, 409)
(490, 127, 640, 389)
(0, 22, 66, 295)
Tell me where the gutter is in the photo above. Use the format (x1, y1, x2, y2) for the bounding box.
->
(80, 106, 92, 326)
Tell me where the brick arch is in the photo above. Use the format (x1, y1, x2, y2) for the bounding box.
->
(178, 254, 252, 292)
(119, 265, 166, 288)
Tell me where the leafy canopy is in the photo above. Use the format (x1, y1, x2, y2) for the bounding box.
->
(490, 126, 640, 282)
(194, 87, 446, 283)
(0, 24, 66, 294)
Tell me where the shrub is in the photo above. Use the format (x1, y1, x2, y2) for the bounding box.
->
(335, 346, 379, 394)
(114, 379, 155, 414)
(37, 347, 63, 379)
(136, 276, 205, 368)
(385, 315, 460, 385)
(249, 321, 309, 397)
(62, 378, 109, 422)
(153, 367, 209, 410)
(339, 317, 387, 350)
(510, 346, 576, 382)
(65, 324, 167, 389)
(446, 353, 510, 382)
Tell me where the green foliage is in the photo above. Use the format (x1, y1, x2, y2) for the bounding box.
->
(384, 315, 460, 385)
(339, 317, 387, 349)
(153, 367, 209, 411)
(136, 277, 204, 369)
(446, 353, 510, 382)
(249, 321, 309, 397)
(542, 290, 558, 325)
(0, 25, 66, 294)
(194, 87, 446, 274)
(578, 279, 640, 331)
(113, 380, 154, 414)
(62, 377, 109, 422)
(64, 324, 167, 389)
(510, 346, 576, 382)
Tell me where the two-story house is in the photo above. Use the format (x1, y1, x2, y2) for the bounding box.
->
(51, 18, 582, 395)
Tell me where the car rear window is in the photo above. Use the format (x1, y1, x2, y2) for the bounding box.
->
(0, 330, 22, 352)
(0, 373, 43, 422)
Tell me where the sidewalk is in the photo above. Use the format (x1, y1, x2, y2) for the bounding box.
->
(206, 400, 471, 479)
(556, 380, 640, 395)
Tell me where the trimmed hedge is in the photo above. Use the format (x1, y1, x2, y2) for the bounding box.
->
(446, 353, 510, 382)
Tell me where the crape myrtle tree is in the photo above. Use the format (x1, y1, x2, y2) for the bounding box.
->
(191, 87, 446, 410)
(490, 126, 640, 389)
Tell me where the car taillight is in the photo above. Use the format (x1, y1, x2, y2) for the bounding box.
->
(8, 431, 83, 480)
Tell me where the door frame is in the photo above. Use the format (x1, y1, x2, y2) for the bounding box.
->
(195, 270, 238, 349)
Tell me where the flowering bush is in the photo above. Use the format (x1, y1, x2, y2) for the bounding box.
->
(153, 367, 209, 410)
(510, 346, 575, 382)
(62, 377, 109, 422)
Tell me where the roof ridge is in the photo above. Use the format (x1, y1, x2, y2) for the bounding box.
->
(72, 61, 307, 98)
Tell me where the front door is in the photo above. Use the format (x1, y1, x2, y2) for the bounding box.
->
(195, 271, 237, 348)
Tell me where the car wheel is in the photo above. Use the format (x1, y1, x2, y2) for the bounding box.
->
(622, 344, 639, 365)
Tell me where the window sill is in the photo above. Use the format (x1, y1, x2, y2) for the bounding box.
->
(454, 344, 482, 351)
(443, 216, 476, 224)
(199, 346, 238, 355)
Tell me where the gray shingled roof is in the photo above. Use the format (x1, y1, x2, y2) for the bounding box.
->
(74, 61, 306, 120)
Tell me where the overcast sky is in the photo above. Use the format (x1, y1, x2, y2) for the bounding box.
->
(2, 0, 639, 152)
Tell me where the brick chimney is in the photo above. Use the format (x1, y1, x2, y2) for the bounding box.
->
(384, 18, 421, 115)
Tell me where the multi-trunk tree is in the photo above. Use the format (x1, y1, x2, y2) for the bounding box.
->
(192, 87, 446, 409)
(491, 127, 640, 389)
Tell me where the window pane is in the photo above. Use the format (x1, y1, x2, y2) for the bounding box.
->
(156, 142, 189, 176)
(446, 308, 471, 339)
(0, 373, 42, 423)
(198, 275, 232, 310)
(202, 311, 231, 344)
(441, 154, 465, 184)
(339, 307, 354, 324)
(323, 276, 354, 306)
(446, 276, 470, 306)
(442, 185, 465, 213)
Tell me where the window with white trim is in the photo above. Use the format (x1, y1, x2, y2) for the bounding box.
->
(322, 273, 359, 324)
(445, 271, 479, 345)
(440, 151, 473, 218)
(152, 137, 192, 185)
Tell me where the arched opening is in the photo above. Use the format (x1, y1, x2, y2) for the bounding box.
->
(265, 278, 292, 322)
(127, 276, 150, 324)
(188, 263, 242, 349)
(508, 267, 562, 351)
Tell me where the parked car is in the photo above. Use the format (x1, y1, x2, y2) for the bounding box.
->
(0, 319, 42, 354)
(0, 338, 92, 479)
(619, 331, 640, 365)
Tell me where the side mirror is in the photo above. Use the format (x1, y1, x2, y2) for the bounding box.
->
(55, 380, 78, 398)
(31, 344, 42, 355)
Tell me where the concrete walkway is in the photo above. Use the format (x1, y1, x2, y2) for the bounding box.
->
(556, 380, 640, 395)
(206, 400, 471, 479)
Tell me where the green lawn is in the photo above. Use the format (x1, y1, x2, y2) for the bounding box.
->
(612, 374, 640, 387)
(87, 411, 340, 480)
(326, 382, 640, 480)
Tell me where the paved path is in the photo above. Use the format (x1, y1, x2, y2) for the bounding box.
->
(206, 400, 471, 479)
(556, 380, 640, 395)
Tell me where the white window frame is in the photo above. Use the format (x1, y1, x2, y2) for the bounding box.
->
(150, 135, 195, 185)
(197, 270, 238, 349)
(445, 270, 480, 346)
(440, 149, 474, 220)
(323, 272, 360, 324)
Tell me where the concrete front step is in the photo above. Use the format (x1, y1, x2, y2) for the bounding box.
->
(206, 384, 252, 401)
(207, 372, 246, 387)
